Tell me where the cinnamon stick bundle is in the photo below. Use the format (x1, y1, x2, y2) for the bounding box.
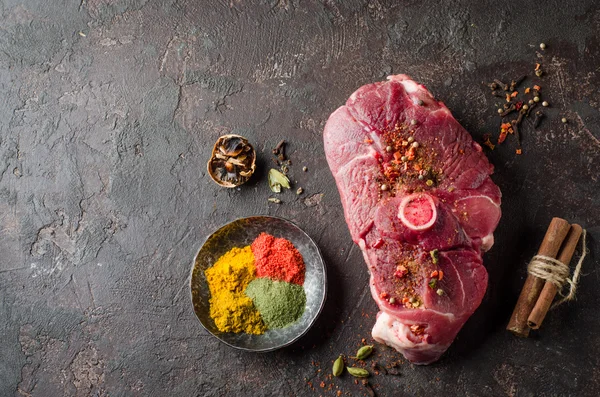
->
(527, 224, 583, 329)
(506, 218, 570, 337)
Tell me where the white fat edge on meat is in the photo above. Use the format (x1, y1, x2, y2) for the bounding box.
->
(387, 74, 452, 117)
(481, 234, 495, 251)
(372, 312, 450, 365)
(398, 79, 419, 93)
(394, 76, 434, 106)
(369, 270, 457, 359)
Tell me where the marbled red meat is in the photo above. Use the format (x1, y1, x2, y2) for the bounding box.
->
(323, 75, 501, 364)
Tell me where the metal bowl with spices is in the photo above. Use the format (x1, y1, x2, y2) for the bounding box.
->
(190, 216, 327, 352)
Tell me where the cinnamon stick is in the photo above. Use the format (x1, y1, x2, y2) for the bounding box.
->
(507, 217, 571, 337)
(527, 224, 583, 329)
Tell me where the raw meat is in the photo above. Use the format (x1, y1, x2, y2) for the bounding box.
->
(323, 75, 501, 364)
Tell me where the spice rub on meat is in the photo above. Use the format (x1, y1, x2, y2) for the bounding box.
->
(323, 75, 501, 364)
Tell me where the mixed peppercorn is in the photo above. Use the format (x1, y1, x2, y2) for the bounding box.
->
(485, 77, 548, 155)
(484, 43, 569, 154)
(373, 121, 441, 195)
(375, 246, 446, 320)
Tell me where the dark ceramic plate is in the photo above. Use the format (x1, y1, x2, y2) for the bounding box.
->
(190, 216, 327, 352)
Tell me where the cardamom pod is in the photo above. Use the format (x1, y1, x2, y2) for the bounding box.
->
(354, 345, 374, 360)
(347, 367, 370, 378)
(268, 168, 291, 193)
(332, 355, 344, 377)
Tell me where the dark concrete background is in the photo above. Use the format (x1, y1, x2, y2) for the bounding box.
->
(1, 1, 599, 396)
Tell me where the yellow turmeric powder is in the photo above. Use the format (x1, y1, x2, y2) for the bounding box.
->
(204, 246, 266, 334)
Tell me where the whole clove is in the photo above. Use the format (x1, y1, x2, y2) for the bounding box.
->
(533, 111, 544, 128)
(491, 90, 505, 98)
(525, 102, 537, 117)
(272, 140, 286, 161)
(494, 79, 509, 91)
(488, 82, 498, 90)
(272, 140, 285, 154)
(509, 75, 527, 92)
(499, 104, 516, 117)
(515, 110, 524, 125)
(511, 119, 521, 146)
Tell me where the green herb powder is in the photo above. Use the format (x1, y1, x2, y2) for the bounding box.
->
(245, 278, 306, 328)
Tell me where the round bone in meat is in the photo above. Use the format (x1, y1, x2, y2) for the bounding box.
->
(398, 193, 437, 231)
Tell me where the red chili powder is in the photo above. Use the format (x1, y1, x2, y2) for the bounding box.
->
(251, 232, 305, 285)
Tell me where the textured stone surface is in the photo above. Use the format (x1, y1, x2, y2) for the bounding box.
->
(0, 1, 598, 396)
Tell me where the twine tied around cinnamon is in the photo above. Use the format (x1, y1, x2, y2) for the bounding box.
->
(527, 229, 588, 308)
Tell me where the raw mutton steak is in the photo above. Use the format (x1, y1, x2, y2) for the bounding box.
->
(323, 75, 501, 364)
